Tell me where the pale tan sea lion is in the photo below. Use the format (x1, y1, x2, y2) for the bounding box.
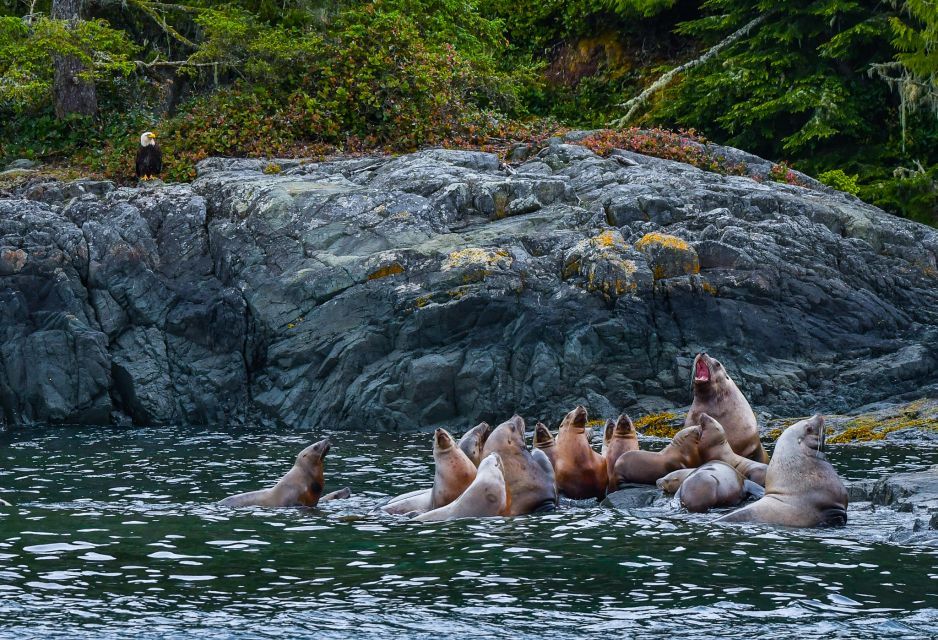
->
(381, 488, 432, 515)
(676, 460, 764, 513)
(656, 468, 695, 494)
(604, 414, 639, 488)
(613, 425, 702, 487)
(532, 422, 558, 469)
(553, 406, 608, 499)
(686, 353, 768, 463)
(458, 422, 492, 467)
(219, 438, 337, 508)
(697, 414, 768, 485)
(430, 428, 477, 508)
(414, 453, 509, 522)
(717, 415, 848, 527)
(481, 415, 557, 515)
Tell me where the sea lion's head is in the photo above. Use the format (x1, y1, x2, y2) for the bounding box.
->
(482, 415, 526, 456)
(603, 419, 615, 448)
(297, 437, 330, 467)
(692, 353, 729, 392)
(433, 428, 456, 454)
(559, 405, 588, 432)
(670, 425, 702, 449)
(613, 414, 636, 438)
(697, 413, 729, 449)
(457, 422, 492, 466)
(779, 414, 827, 460)
(532, 422, 555, 449)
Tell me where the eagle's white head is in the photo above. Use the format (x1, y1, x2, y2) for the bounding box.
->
(140, 131, 157, 147)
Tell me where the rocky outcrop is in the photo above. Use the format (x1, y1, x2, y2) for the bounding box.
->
(2, 137, 938, 429)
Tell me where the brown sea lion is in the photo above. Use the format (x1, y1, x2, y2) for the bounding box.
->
(381, 488, 431, 515)
(613, 425, 702, 487)
(414, 453, 510, 522)
(656, 468, 695, 494)
(600, 419, 615, 456)
(553, 406, 608, 499)
(457, 422, 492, 467)
(686, 353, 768, 463)
(697, 414, 768, 485)
(532, 422, 558, 469)
(603, 414, 639, 488)
(481, 415, 557, 515)
(430, 428, 477, 508)
(219, 438, 342, 508)
(717, 415, 848, 527)
(675, 460, 764, 513)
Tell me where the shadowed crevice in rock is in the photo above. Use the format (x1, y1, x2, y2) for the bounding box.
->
(1, 140, 937, 428)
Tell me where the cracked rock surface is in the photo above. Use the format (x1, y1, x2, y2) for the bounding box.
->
(2, 140, 938, 429)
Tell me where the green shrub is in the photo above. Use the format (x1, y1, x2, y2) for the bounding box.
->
(818, 169, 860, 195)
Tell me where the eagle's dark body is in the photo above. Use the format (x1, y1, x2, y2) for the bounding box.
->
(135, 143, 162, 179)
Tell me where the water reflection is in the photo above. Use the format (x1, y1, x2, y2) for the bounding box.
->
(0, 426, 935, 638)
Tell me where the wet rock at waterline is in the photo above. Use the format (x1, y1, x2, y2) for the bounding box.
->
(2, 137, 938, 428)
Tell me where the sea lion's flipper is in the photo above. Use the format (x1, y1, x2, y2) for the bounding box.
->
(531, 448, 554, 476)
(817, 506, 848, 527)
(742, 480, 765, 500)
(321, 487, 351, 501)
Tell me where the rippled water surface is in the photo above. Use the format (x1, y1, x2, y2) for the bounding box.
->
(0, 426, 936, 639)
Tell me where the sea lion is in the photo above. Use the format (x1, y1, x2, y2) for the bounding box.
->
(717, 415, 848, 527)
(481, 415, 558, 515)
(457, 422, 492, 467)
(686, 353, 768, 463)
(697, 414, 768, 485)
(381, 488, 431, 515)
(603, 414, 639, 488)
(657, 468, 695, 494)
(553, 406, 608, 499)
(600, 419, 615, 456)
(532, 422, 558, 469)
(414, 453, 509, 522)
(675, 460, 764, 513)
(219, 438, 337, 508)
(613, 425, 702, 487)
(430, 428, 477, 508)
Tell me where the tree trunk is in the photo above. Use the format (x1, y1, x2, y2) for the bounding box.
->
(52, 0, 97, 118)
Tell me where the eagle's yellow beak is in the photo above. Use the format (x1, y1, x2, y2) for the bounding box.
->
(149, 133, 157, 139)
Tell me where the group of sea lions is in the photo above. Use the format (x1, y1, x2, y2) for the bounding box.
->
(369, 352, 848, 527)
(0, 352, 848, 529)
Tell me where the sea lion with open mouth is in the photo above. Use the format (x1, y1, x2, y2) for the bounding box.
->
(481, 415, 558, 515)
(414, 453, 510, 522)
(219, 438, 347, 508)
(686, 353, 768, 463)
(553, 406, 608, 499)
(613, 425, 702, 487)
(716, 415, 848, 527)
(675, 460, 764, 513)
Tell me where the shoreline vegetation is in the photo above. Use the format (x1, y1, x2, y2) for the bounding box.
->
(1, 0, 936, 225)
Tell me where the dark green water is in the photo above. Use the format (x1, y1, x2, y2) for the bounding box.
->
(0, 426, 936, 639)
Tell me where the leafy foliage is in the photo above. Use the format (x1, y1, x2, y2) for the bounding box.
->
(818, 169, 860, 195)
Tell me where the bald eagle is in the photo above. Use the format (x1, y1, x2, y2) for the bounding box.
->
(135, 131, 162, 180)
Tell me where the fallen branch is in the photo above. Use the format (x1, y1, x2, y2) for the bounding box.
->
(610, 12, 772, 128)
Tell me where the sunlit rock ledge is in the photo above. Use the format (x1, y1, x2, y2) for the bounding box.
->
(1, 137, 937, 430)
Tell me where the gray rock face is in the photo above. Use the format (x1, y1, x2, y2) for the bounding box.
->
(2, 140, 938, 429)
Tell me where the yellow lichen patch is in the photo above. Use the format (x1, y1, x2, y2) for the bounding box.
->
(634, 411, 681, 437)
(591, 230, 625, 249)
(263, 162, 282, 174)
(367, 262, 405, 280)
(767, 428, 783, 440)
(414, 295, 430, 308)
(701, 281, 718, 295)
(448, 287, 469, 300)
(443, 247, 512, 271)
(636, 232, 689, 252)
(286, 316, 304, 330)
(827, 414, 937, 444)
(586, 419, 606, 428)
